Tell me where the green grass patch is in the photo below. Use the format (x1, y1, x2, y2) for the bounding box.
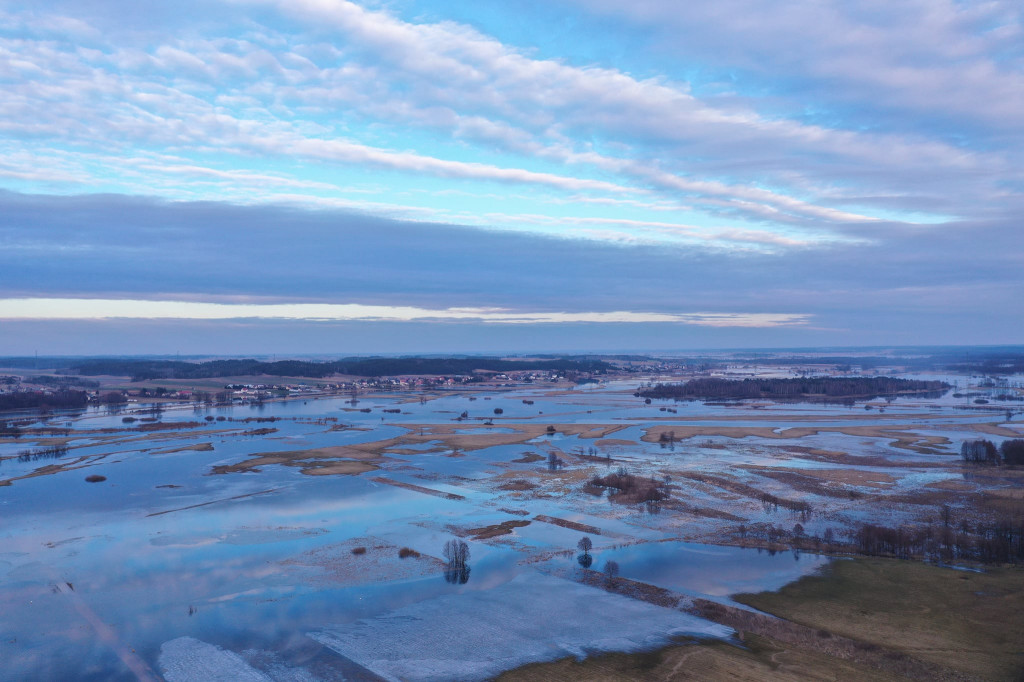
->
(735, 557, 1024, 680)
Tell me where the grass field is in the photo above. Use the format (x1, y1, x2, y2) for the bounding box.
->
(500, 558, 1024, 681)
(496, 634, 894, 681)
(736, 558, 1024, 681)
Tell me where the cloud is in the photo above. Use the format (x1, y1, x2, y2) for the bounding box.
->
(267, 136, 631, 194)
(2, 189, 1019, 312)
(565, 0, 1024, 136)
(0, 298, 811, 328)
(3, 0, 1005, 232)
(0, 189, 1018, 351)
(476, 211, 819, 249)
(0, 1, 1021, 351)
(247, 0, 1007, 213)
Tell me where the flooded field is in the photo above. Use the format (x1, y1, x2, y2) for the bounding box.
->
(2, 375, 1021, 680)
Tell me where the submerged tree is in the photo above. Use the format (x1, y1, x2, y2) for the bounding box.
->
(577, 536, 592, 556)
(443, 538, 470, 568)
(444, 565, 471, 584)
(1001, 439, 1024, 465)
(442, 538, 471, 584)
(961, 439, 1000, 465)
(576, 536, 593, 568)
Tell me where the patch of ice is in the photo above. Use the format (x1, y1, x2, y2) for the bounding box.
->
(241, 649, 322, 682)
(159, 636, 273, 682)
(310, 572, 731, 681)
(219, 527, 328, 545)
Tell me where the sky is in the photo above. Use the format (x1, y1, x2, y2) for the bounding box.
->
(0, 0, 1022, 355)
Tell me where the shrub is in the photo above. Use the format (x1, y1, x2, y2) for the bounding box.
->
(398, 547, 420, 559)
(1001, 439, 1024, 465)
(590, 470, 667, 505)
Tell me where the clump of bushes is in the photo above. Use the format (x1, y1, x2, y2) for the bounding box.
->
(85, 474, 106, 483)
(351, 546, 367, 555)
(0, 422, 23, 438)
(499, 478, 537, 491)
(590, 467, 667, 504)
(1001, 439, 1024, 465)
(759, 491, 813, 518)
(398, 547, 420, 559)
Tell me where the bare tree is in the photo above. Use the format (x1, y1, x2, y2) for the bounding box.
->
(443, 538, 471, 584)
(443, 539, 470, 569)
(577, 536, 592, 556)
(547, 451, 562, 471)
(603, 560, 619, 583)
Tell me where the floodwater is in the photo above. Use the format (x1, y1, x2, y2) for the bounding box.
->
(0, 377, 1015, 680)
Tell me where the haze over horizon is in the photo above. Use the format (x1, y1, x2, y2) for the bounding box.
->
(1, 1, 1022, 354)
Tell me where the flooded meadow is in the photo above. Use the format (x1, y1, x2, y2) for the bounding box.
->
(1, 375, 1021, 680)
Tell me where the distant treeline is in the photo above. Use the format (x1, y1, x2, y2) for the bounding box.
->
(28, 375, 100, 389)
(0, 390, 89, 412)
(946, 356, 1024, 375)
(663, 346, 1024, 374)
(67, 357, 611, 381)
(641, 376, 950, 401)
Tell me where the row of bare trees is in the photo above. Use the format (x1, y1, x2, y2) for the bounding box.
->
(443, 538, 471, 584)
(962, 439, 1024, 465)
